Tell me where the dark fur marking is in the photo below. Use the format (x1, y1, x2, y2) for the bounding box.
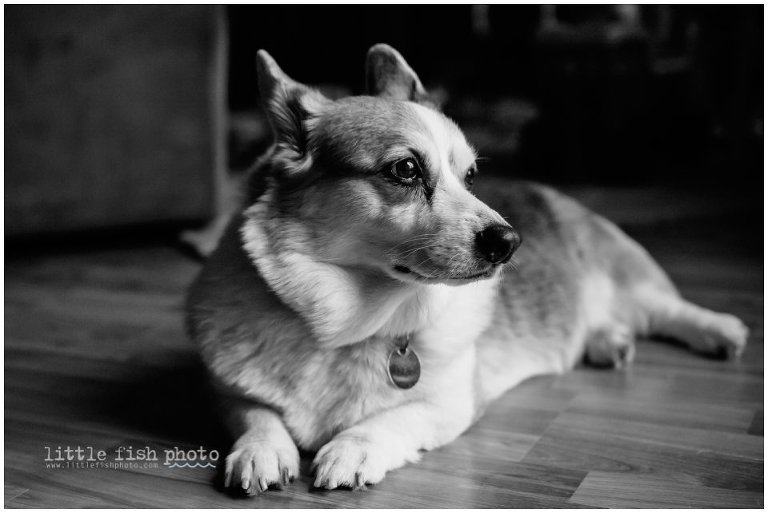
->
(284, 93, 311, 155)
(254, 95, 461, 216)
(311, 97, 431, 172)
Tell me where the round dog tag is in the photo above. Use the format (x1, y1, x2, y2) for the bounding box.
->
(387, 344, 421, 389)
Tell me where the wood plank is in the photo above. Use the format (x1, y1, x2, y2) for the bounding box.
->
(569, 471, 764, 508)
(522, 411, 763, 491)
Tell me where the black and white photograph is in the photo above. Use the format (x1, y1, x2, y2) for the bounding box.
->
(4, 3, 764, 509)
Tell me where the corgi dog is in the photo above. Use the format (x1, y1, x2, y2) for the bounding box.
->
(186, 44, 748, 494)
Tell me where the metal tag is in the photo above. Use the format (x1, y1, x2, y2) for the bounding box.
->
(387, 345, 421, 389)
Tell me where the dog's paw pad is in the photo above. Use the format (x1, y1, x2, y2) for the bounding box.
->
(312, 436, 388, 490)
(585, 324, 636, 369)
(224, 439, 299, 495)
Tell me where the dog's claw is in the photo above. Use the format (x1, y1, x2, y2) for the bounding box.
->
(242, 478, 250, 491)
(354, 471, 367, 490)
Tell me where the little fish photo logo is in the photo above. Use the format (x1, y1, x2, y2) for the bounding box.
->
(43, 445, 219, 471)
(163, 446, 219, 469)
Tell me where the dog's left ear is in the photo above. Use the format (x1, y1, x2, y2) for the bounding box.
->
(366, 44, 432, 105)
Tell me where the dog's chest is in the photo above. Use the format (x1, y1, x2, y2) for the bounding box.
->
(281, 337, 416, 450)
(278, 291, 495, 450)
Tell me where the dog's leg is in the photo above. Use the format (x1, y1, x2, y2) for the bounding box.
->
(312, 398, 473, 490)
(580, 273, 637, 369)
(640, 288, 749, 358)
(577, 214, 748, 361)
(632, 285, 749, 357)
(222, 399, 300, 495)
(584, 323, 636, 368)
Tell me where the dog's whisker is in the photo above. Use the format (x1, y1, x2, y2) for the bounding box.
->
(386, 242, 432, 257)
(445, 252, 466, 271)
(394, 243, 442, 259)
(390, 237, 434, 251)
(390, 233, 441, 251)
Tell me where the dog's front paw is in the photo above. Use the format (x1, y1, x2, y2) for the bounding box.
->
(312, 436, 390, 490)
(224, 439, 299, 495)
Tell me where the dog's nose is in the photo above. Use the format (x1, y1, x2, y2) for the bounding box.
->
(475, 225, 521, 264)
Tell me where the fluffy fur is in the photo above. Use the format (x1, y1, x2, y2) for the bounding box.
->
(186, 44, 748, 493)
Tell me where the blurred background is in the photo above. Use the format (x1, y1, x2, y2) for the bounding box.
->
(5, 4, 763, 243)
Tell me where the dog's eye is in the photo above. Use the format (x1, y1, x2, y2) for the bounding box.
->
(465, 165, 477, 190)
(391, 158, 421, 182)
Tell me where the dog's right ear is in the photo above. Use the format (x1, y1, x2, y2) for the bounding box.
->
(366, 44, 431, 105)
(256, 50, 328, 174)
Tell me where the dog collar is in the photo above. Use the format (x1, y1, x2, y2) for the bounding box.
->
(387, 334, 420, 389)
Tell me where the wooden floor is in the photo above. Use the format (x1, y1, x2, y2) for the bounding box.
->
(5, 186, 763, 508)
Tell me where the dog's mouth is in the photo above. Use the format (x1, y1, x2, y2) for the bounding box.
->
(391, 264, 496, 283)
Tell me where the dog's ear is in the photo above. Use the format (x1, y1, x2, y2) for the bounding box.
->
(366, 44, 431, 105)
(256, 50, 329, 173)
